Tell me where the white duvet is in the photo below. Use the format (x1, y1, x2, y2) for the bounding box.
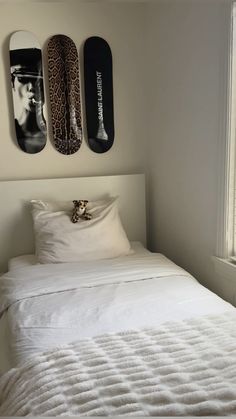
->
(0, 248, 233, 374)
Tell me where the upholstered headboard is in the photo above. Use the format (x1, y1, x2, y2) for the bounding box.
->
(0, 174, 146, 272)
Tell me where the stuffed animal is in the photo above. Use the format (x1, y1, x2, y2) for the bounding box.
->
(71, 200, 92, 223)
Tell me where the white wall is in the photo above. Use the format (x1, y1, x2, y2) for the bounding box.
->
(0, 1, 234, 302)
(0, 2, 147, 180)
(146, 0, 233, 299)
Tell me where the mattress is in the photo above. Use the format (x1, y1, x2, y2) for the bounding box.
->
(0, 245, 233, 375)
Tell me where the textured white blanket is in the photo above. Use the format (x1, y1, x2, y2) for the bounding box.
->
(1, 311, 236, 416)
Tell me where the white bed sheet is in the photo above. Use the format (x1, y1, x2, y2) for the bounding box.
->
(7, 241, 147, 271)
(0, 246, 233, 374)
(8, 254, 38, 271)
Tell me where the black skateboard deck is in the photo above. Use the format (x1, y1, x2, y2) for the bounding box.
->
(47, 35, 82, 155)
(10, 31, 47, 154)
(84, 36, 114, 153)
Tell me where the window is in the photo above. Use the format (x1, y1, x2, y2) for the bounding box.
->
(225, 3, 236, 261)
(216, 3, 236, 267)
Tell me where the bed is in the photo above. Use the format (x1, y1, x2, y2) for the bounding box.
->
(0, 174, 236, 416)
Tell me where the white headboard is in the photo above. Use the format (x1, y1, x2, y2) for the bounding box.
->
(0, 174, 146, 272)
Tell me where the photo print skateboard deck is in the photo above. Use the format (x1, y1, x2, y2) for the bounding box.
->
(47, 35, 82, 155)
(84, 36, 114, 153)
(10, 31, 47, 154)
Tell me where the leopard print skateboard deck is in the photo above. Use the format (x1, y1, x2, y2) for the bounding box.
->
(10, 31, 47, 154)
(84, 37, 114, 153)
(47, 35, 82, 155)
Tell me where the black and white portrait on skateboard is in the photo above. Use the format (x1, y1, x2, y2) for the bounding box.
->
(10, 31, 47, 154)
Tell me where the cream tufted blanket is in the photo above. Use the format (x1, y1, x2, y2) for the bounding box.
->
(1, 311, 236, 416)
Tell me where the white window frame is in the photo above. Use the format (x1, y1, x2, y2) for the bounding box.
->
(214, 2, 236, 281)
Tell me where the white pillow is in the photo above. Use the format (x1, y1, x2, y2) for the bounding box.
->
(31, 197, 132, 263)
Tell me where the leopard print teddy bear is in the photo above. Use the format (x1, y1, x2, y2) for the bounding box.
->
(71, 200, 92, 223)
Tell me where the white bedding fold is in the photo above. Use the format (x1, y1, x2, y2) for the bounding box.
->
(0, 251, 233, 373)
(0, 253, 191, 315)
